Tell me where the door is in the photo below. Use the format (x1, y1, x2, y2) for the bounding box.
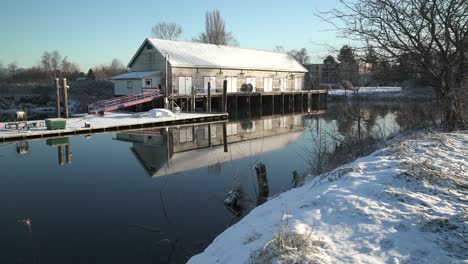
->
(280, 78, 288, 91)
(264, 78, 273, 92)
(179, 77, 192, 95)
(185, 77, 192, 94)
(294, 78, 303, 91)
(204, 77, 216, 93)
(226, 77, 237, 93)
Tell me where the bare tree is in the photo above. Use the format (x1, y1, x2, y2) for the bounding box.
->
(151, 22, 182, 40)
(7, 62, 18, 76)
(274, 45, 285, 52)
(93, 58, 127, 78)
(288, 48, 310, 65)
(322, 0, 468, 130)
(61, 57, 80, 77)
(41, 50, 62, 79)
(193, 9, 239, 46)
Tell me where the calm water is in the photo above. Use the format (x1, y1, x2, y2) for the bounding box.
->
(0, 102, 430, 263)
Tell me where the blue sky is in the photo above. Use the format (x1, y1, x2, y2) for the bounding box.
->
(0, 0, 350, 71)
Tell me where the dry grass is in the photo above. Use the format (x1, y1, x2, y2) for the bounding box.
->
(250, 209, 327, 264)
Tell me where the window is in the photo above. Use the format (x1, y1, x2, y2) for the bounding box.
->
(145, 79, 152, 87)
(280, 78, 288, 91)
(226, 77, 237, 93)
(127, 81, 133, 89)
(204, 77, 216, 93)
(294, 78, 303, 91)
(146, 43, 153, 49)
(246, 77, 256, 91)
(263, 78, 273, 92)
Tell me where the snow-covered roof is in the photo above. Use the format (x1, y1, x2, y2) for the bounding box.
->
(111, 71, 160, 80)
(129, 39, 307, 73)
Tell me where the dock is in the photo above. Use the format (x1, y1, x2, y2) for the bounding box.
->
(0, 112, 228, 143)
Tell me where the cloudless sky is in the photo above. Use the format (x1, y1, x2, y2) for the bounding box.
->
(0, 0, 351, 71)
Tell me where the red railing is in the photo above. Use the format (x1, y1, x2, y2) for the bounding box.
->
(88, 89, 162, 114)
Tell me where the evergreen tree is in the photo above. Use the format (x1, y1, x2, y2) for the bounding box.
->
(337, 45, 357, 64)
(87, 68, 96, 80)
(323, 55, 337, 65)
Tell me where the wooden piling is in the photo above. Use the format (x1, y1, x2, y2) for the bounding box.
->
(62, 78, 69, 118)
(191, 86, 196, 112)
(222, 80, 228, 113)
(223, 122, 228, 153)
(255, 162, 269, 205)
(207, 82, 211, 112)
(55, 78, 61, 118)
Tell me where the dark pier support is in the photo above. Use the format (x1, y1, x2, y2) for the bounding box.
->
(222, 122, 228, 153)
(282, 93, 285, 115)
(292, 93, 295, 113)
(208, 82, 211, 112)
(222, 80, 228, 113)
(271, 94, 275, 115)
(259, 94, 263, 117)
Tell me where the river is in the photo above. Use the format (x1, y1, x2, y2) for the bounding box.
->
(0, 101, 437, 263)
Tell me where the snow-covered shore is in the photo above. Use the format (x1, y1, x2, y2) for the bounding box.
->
(189, 131, 468, 263)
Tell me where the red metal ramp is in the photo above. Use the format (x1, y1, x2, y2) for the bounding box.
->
(88, 89, 163, 114)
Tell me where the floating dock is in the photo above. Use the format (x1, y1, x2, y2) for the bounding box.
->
(0, 112, 228, 143)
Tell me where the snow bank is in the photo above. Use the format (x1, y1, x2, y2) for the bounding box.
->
(329, 86, 402, 96)
(189, 132, 468, 263)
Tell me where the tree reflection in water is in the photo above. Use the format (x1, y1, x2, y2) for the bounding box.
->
(304, 98, 440, 177)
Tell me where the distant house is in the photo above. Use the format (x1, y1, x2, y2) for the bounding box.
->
(112, 38, 307, 96)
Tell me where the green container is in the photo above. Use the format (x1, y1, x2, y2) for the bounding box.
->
(45, 118, 66, 130)
(46, 137, 69, 146)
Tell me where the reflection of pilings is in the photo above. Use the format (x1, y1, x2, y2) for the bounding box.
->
(208, 124, 212, 148)
(16, 142, 29, 155)
(223, 122, 228, 153)
(255, 162, 269, 206)
(65, 144, 71, 164)
(58, 146, 64, 165)
(207, 82, 211, 112)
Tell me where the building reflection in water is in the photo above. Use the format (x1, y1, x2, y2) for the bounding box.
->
(114, 113, 310, 178)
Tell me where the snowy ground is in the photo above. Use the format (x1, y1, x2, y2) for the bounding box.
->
(189, 131, 468, 264)
(329, 87, 403, 96)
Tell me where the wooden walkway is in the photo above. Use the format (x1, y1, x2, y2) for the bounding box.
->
(0, 112, 228, 143)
